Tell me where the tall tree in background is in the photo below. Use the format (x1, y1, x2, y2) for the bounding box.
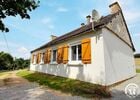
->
(0, 52, 13, 70)
(0, 0, 39, 32)
(0, 51, 30, 70)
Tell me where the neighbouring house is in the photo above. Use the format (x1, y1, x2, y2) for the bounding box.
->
(134, 53, 140, 69)
(30, 2, 136, 86)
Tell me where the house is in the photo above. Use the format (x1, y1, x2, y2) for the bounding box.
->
(30, 2, 136, 86)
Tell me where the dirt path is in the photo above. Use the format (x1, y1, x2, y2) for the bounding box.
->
(0, 71, 29, 86)
(0, 71, 88, 100)
(0, 71, 140, 100)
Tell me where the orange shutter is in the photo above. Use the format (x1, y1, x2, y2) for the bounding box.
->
(44, 48, 51, 64)
(44, 50, 48, 64)
(47, 49, 51, 63)
(38, 53, 40, 64)
(57, 46, 63, 64)
(36, 53, 39, 64)
(81, 38, 91, 64)
(32, 54, 34, 63)
(63, 45, 69, 64)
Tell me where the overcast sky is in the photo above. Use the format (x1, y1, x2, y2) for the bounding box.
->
(0, 0, 140, 59)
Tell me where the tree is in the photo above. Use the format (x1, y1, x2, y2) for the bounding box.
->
(0, 51, 13, 70)
(0, 0, 39, 32)
(0, 51, 30, 70)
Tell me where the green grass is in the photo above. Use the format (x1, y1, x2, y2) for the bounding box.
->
(136, 69, 140, 73)
(0, 70, 10, 76)
(17, 70, 111, 98)
(135, 58, 140, 66)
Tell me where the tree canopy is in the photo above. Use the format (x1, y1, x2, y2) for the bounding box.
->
(0, 0, 39, 32)
(0, 51, 30, 70)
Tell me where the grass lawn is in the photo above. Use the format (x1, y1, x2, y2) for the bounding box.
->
(135, 58, 140, 66)
(136, 69, 140, 73)
(0, 70, 10, 76)
(17, 70, 111, 98)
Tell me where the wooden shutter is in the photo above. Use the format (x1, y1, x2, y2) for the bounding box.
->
(63, 45, 69, 64)
(38, 53, 41, 63)
(81, 38, 91, 64)
(36, 53, 39, 64)
(48, 49, 51, 63)
(44, 50, 48, 64)
(32, 54, 34, 63)
(44, 48, 51, 64)
(57, 46, 63, 64)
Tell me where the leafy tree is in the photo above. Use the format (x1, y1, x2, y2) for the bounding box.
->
(0, 51, 13, 70)
(0, 0, 39, 32)
(0, 51, 30, 70)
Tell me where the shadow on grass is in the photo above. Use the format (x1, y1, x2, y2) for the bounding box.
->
(17, 70, 111, 98)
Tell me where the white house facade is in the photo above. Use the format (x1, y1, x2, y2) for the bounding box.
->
(30, 2, 136, 86)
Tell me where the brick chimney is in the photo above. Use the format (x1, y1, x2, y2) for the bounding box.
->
(51, 35, 57, 40)
(109, 2, 122, 14)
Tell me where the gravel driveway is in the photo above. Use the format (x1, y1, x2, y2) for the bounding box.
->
(0, 71, 140, 100)
(0, 83, 90, 100)
(110, 73, 140, 100)
(0, 71, 89, 100)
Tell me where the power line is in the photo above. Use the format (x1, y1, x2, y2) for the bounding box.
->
(2, 33, 10, 53)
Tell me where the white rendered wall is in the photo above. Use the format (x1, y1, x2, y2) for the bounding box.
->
(103, 28, 136, 85)
(30, 30, 106, 85)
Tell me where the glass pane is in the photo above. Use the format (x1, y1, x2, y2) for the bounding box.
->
(71, 46, 76, 60)
(78, 45, 81, 60)
(53, 50, 57, 61)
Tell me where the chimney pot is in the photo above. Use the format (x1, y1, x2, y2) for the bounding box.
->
(51, 35, 57, 40)
(86, 15, 91, 25)
(81, 23, 85, 27)
(109, 2, 121, 14)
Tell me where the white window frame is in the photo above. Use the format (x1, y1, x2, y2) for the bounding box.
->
(33, 55, 37, 65)
(69, 42, 82, 65)
(39, 53, 44, 64)
(51, 49, 57, 64)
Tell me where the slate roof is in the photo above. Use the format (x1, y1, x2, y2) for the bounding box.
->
(31, 12, 134, 53)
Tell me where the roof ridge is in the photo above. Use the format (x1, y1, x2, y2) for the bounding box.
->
(31, 12, 118, 53)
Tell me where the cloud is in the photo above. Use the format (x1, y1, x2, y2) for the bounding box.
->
(0, 41, 30, 59)
(17, 46, 30, 59)
(57, 7, 68, 12)
(133, 33, 140, 37)
(108, 0, 139, 24)
(123, 11, 140, 24)
(41, 17, 54, 29)
(41, 17, 52, 24)
(18, 46, 28, 53)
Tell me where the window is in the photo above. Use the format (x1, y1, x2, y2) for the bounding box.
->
(40, 53, 45, 64)
(71, 44, 81, 61)
(33, 55, 37, 64)
(52, 50, 57, 62)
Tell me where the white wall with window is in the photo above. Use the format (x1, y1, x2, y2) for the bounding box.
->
(30, 30, 106, 85)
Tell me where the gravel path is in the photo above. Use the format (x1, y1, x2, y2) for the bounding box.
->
(0, 71, 140, 100)
(0, 71, 90, 100)
(0, 83, 90, 100)
(110, 73, 140, 100)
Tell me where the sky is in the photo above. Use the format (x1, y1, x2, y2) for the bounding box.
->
(0, 0, 140, 59)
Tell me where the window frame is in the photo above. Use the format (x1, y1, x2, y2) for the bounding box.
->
(39, 53, 45, 64)
(33, 54, 37, 65)
(51, 49, 57, 64)
(69, 42, 82, 65)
